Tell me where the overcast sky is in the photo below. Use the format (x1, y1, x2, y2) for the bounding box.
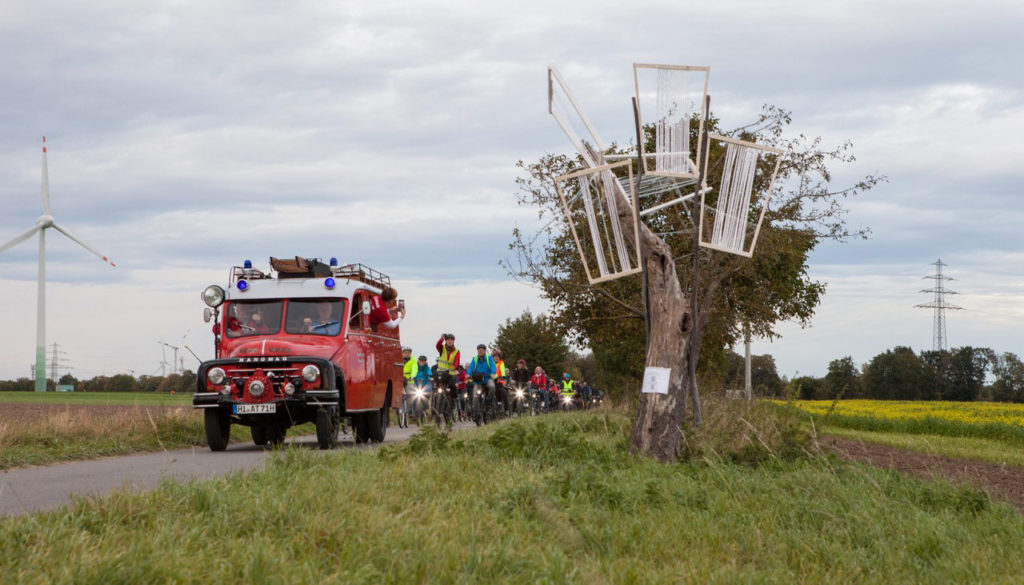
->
(0, 0, 1021, 382)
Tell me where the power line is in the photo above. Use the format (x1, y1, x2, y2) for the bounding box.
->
(915, 258, 964, 351)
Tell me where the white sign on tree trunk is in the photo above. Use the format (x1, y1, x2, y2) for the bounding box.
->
(641, 367, 671, 394)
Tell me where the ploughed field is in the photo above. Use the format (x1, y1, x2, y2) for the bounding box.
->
(782, 398, 1024, 511)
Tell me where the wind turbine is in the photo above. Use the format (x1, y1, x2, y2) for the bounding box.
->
(0, 138, 116, 391)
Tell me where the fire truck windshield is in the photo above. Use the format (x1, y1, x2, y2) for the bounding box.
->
(286, 299, 345, 336)
(225, 301, 283, 337)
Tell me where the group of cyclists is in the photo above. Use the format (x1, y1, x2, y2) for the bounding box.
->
(396, 333, 604, 428)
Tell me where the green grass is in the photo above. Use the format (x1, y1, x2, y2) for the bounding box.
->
(1, 412, 1022, 584)
(0, 391, 192, 407)
(819, 425, 1024, 468)
(0, 407, 315, 470)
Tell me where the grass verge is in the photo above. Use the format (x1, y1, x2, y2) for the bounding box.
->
(0, 408, 206, 469)
(0, 392, 193, 407)
(1, 411, 1022, 584)
(0, 407, 316, 470)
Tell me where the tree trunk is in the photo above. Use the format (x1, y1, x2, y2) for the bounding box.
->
(614, 191, 693, 462)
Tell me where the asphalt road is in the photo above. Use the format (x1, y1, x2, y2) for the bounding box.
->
(0, 423, 465, 518)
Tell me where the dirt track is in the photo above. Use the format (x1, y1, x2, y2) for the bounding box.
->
(822, 435, 1024, 513)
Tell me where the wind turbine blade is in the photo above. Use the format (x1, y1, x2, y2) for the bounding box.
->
(41, 137, 51, 215)
(0, 225, 42, 254)
(51, 222, 116, 267)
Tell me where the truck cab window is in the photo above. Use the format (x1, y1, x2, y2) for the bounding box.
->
(285, 299, 345, 336)
(225, 301, 283, 338)
(350, 293, 366, 330)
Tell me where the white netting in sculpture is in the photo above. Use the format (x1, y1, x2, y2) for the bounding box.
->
(699, 134, 784, 257)
(634, 64, 709, 179)
(548, 66, 607, 168)
(555, 161, 641, 284)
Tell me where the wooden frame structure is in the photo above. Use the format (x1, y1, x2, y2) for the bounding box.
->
(554, 160, 642, 285)
(548, 65, 608, 168)
(633, 63, 710, 180)
(697, 133, 784, 257)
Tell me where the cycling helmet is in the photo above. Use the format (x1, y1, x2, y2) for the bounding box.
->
(563, 372, 570, 379)
(443, 333, 455, 340)
(476, 343, 486, 350)
(401, 346, 412, 352)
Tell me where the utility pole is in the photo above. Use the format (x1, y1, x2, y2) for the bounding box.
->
(915, 259, 964, 351)
(743, 324, 752, 401)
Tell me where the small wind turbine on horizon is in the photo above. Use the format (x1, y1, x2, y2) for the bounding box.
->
(0, 138, 116, 391)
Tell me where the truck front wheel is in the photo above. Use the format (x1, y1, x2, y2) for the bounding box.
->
(316, 408, 339, 449)
(204, 408, 231, 451)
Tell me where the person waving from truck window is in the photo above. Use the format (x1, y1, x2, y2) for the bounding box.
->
(369, 287, 405, 330)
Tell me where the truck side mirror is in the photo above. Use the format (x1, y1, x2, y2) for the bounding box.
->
(203, 308, 213, 323)
(362, 301, 371, 315)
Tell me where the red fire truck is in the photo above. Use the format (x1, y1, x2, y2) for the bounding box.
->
(193, 257, 404, 450)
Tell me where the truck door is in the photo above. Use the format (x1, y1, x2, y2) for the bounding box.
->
(341, 292, 373, 410)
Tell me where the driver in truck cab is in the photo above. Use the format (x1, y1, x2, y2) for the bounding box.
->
(302, 301, 341, 335)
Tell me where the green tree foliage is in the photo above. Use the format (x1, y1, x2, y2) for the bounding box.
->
(720, 352, 784, 396)
(991, 352, 1024, 403)
(0, 378, 35, 392)
(506, 106, 882, 395)
(787, 375, 825, 400)
(824, 356, 861, 399)
(491, 310, 569, 380)
(862, 347, 926, 400)
(921, 347, 992, 402)
(57, 373, 78, 387)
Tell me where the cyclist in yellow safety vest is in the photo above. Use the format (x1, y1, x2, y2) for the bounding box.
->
(435, 333, 461, 394)
(562, 373, 575, 396)
(493, 350, 508, 414)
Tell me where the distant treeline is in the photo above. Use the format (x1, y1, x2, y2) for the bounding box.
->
(778, 347, 1023, 402)
(0, 371, 197, 393)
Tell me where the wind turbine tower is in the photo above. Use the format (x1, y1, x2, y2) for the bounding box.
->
(915, 258, 964, 351)
(0, 138, 116, 391)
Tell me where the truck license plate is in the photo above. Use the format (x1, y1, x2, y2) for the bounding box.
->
(234, 403, 276, 414)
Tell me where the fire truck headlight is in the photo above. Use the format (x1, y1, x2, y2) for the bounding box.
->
(207, 367, 226, 385)
(202, 285, 225, 307)
(302, 365, 320, 383)
(219, 385, 231, 396)
(283, 382, 296, 396)
(249, 380, 266, 397)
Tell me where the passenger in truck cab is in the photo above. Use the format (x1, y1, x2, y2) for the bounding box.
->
(302, 301, 341, 335)
(369, 287, 405, 331)
(226, 304, 271, 337)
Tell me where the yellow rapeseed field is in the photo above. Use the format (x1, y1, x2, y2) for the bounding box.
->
(786, 399, 1024, 429)
(780, 399, 1024, 443)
